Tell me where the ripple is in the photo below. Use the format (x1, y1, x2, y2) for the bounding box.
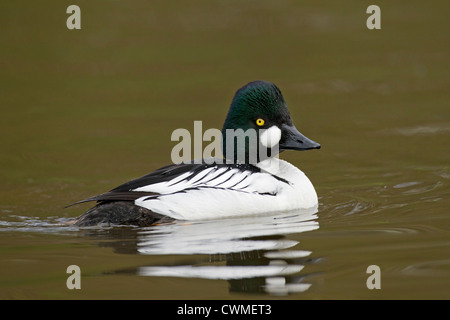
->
(364, 227, 419, 235)
(395, 124, 450, 136)
(393, 181, 422, 189)
(0, 215, 77, 234)
(399, 181, 443, 195)
(323, 200, 375, 217)
(401, 259, 450, 277)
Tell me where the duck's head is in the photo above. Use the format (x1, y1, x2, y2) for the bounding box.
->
(221, 80, 320, 164)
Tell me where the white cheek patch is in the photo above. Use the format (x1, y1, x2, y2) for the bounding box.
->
(260, 125, 282, 148)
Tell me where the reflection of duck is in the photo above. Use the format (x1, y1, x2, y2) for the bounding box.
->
(134, 209, 319, 295)
(137, 209, 319, 254)
(68, 81, 320, 226)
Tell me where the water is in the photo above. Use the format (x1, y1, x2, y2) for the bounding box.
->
(0, 1, 449, 299)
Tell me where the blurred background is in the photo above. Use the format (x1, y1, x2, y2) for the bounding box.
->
(0, 1, 448, 299)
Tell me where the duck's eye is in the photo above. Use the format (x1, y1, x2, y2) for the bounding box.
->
(256, 118, 265, 126)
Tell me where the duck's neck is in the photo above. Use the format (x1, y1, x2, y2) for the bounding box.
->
(255, 156, 282, 175)
(256, 156, 305, 182)
(221, 129, 280, 165)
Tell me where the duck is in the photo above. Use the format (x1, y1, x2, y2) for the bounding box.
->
(68, 81, 320, 227)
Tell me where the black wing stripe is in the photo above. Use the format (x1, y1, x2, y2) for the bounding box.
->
(140, 185, 278, 202)
(211, 169, 246, 187)
(187, 167, 217, 184)
(194, 167, 228, 185)
(213, 173, 237, 187)
(202, 168, 237, 186)
(166, 171, 197, 187)
(68, 162, 266, 208)
(226, 174, 251, 189)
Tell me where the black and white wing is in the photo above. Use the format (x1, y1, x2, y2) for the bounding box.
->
(68, 161, 292, 220)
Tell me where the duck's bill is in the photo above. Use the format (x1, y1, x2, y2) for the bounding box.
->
(279, 124, 321, 151)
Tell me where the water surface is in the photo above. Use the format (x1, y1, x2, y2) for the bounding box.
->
(0, 1, 449, 299)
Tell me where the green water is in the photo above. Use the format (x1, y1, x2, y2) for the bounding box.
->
(0, 1, 449, 299)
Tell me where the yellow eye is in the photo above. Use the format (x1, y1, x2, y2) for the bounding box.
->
(256, 118, 265, 126)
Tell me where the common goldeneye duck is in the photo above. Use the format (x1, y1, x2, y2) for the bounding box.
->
(68, 80, 320, 227)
